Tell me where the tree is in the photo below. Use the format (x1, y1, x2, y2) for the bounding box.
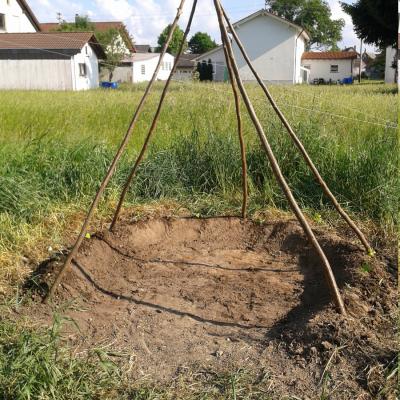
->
(341, 0, 397, 48)
(365, 50, 385, 79)
(206, 59, 214, 81)
(196, 62, 203, 80)
(265, 0, 345, 50)
(196, 59, 214, 81)
(56, 15, 129, 82)
(96, 29, 127, 81)
(57, 15, 95, 32)
(157, 24, 187, 55)
(188, 32, 217, 54)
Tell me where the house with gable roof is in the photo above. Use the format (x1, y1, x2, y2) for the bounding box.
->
(195, 9, 310, 84)
(301, 51, 358, 83)
(0, 31, 106, 90)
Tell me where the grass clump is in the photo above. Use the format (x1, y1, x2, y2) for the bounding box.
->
(0, 315, 123, 399)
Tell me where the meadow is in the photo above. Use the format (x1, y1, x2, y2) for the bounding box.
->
(0, 81, 398, 398)
(0, 81, 398, 291)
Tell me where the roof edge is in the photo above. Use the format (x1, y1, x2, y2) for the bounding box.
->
(302, 51, 358, 60)
(17, 0, 41, 31)
(232, 9, 310, 41)
(194, 45, 223, 60)
(40, 20, 135, 52)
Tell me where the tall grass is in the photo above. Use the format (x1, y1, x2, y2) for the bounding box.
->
(0, 82, 398, 289)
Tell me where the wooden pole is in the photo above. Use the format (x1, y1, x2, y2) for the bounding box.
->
(220, 4, 373, 255)
(359, 39, 363, 84)
(109, 0, 198, 231)
(221, 36, 248, 218)
(214, 0, 346, 314)
(43, 0, 187, 303)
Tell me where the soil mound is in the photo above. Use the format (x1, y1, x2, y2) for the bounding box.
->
(30, 217, 397, 398)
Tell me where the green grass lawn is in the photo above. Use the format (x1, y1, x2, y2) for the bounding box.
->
(0, 81, 398, 399)
(0, 81, 398, 291)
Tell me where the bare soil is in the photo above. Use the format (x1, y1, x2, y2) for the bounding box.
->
(27, 217, 397, 399)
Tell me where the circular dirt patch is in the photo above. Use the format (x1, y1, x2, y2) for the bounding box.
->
(38, 217, 368, 381)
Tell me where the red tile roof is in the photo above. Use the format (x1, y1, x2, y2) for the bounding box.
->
(0, 32, 106, 58)
(302, 51, 358, 60)
(40, 21, 135, 52)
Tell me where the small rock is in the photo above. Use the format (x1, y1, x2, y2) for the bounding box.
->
(321, 341, 333, 350)
(294, 347, 304, 355)
(213, 350, 224, 358)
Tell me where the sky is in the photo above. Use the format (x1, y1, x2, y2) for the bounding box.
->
(29, 0, 376, 52)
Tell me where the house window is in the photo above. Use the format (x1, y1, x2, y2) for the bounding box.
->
(0, 14, 6, 31)
(79, 63, 87, 77)
(330, 65, 339, 73)
(141, 64, 146, 75)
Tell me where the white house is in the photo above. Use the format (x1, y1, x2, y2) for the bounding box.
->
(0, 0, 40, 33)
(301, 51, 358, 83)
(0, 32, 105, 90)
(196, 9, 310, 84)
(112, 52, 175, 83)
(384, 46, 397, 84)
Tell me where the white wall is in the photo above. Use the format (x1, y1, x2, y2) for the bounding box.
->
(301, 59, 353, 82)
(107, 64, 132, 82)
(174, 67, 194, 81)
(385, 46, 397, 84)
(71, 43, 100, 90)
(0, 59, 73, 90)
(197, 14, 306, 84)
(233, 14, 298, 83)
(132, 53, 175, 83)
(0, 0, 37, 33)
(294, 35, 306, 83)
(0, 44, 99, 91)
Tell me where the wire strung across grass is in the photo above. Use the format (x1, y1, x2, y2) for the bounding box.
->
(174, 80, 397, 130)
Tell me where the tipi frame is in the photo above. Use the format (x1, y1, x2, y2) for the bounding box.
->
(44, 0, 374, 315)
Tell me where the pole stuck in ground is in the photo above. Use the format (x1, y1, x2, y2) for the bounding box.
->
(43, 0, 188, 303)
(220, 4, 372, 255)
(220, 32, 248, 219)
(214, 0, 346, 314)
(109, 0, 199, 230)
